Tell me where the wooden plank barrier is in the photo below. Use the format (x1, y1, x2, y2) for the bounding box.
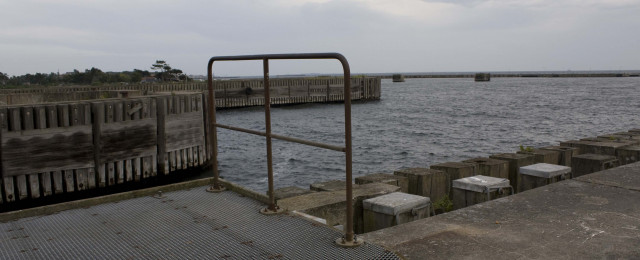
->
(0, 93, 208, 205)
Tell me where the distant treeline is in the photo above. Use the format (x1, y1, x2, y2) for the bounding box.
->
(0, 68, 156, 87)
(0, 60, 190, 88)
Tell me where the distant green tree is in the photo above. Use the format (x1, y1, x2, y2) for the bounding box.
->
(151, 60, 188, 82)
(0, 72, 8, 85)
(151, 60, 171, 81)
(130, 69, 148, 83)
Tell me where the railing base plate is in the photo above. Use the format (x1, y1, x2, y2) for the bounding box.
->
(259, 207, 286, 215)
(335, 237, 365, 248)
(206, 185, 226, 193)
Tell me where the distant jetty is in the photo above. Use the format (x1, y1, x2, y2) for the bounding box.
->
(392, 74, 405, 82)
(379, 72, 640, 79)
(474, 73, 491, 82)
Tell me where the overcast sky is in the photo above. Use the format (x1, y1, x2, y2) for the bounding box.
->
(1, 0, 639, 76)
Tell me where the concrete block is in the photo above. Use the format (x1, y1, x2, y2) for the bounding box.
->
(571, 154, 619, 178)
(278, 182, 400, 234)
(519, 163, 571, 192)
(540, 146, 579, 167)
(355, 173, 408, 193)
(273, 186, 315, 201)
(560, 139, 636, 156)
(363, 192, 431, 232)
(430, 162, 476, 197)
(462, 157, 509, 179)
(393, 168, 447, 206)
(616, 146, 640, 165)
(598, 132, 640, 141)
(452, 175, 511, 210)
(489, 153, 535, 193)
(517, 149, 560, 164)
(310, 180, 352, 192)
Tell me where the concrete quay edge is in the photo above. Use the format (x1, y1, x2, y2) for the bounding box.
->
(361, 161, 640, 259)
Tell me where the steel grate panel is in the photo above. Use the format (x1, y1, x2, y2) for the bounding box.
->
(1, 186, 399, 259)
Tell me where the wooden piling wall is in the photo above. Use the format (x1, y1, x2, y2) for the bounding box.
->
(0, 77, 382, 106)
(0, 93, 207, 205)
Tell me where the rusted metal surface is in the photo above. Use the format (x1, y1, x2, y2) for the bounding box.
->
(206, 53, 356, 244)
(263, 59, 276, 212)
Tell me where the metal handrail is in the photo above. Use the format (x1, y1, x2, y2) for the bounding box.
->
(206, 53, 359, 246)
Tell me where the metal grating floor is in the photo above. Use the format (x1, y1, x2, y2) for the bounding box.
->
(0, 186, 399, 259)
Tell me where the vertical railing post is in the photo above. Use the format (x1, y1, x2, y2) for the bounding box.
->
(334, 55, 362, 248)
(260, 58, 281, 214)
(206, 60, 224, 193)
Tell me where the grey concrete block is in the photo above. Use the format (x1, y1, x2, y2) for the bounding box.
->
(430, 162, 476, 197)
(598, 132, 640, 141)
(560, 139, 636, 156)
(572, 153, 619, 177)
(273, 186, 315, 201)
(309, 180, 352, 192)
(462, 157, 509, 179)
(518, 163, 572, 192)
(540, 146, 579, 167)
(394, 168, 447, 206)
(489, 153, 535, 193)
(355, 173, 409, 193)
(519, 163, 571, 178)
(452, 175, 511, 210)
(616, 146, 640, 165)
(517, 149, 560, 164)
(363, 192, 431, 232)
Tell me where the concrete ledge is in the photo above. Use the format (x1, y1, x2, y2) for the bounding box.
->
(362, 162, 640, 259)
(575, 162, 640, 192)
(278, 182, 400, 232)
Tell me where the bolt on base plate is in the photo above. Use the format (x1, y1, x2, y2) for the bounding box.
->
(335, 237, 365, 248)
(259, 207, 286, 215)
(206, 185, 226, 193)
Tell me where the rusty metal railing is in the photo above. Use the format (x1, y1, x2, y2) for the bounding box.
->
(205, 53, 362, 247)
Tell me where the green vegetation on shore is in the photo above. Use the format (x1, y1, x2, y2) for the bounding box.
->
(0, 60, 189, 88)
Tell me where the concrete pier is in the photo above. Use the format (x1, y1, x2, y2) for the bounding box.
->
(362, 162, 640, 259)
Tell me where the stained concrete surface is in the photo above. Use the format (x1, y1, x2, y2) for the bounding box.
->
(362, 162, 640, 259)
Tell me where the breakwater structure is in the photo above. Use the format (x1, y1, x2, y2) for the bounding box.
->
(379, 71, 640, 79)
(0, 77, 381, 209)
(271, 128, 640, 234)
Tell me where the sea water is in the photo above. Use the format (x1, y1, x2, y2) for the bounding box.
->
(209, 77, 640, 192)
